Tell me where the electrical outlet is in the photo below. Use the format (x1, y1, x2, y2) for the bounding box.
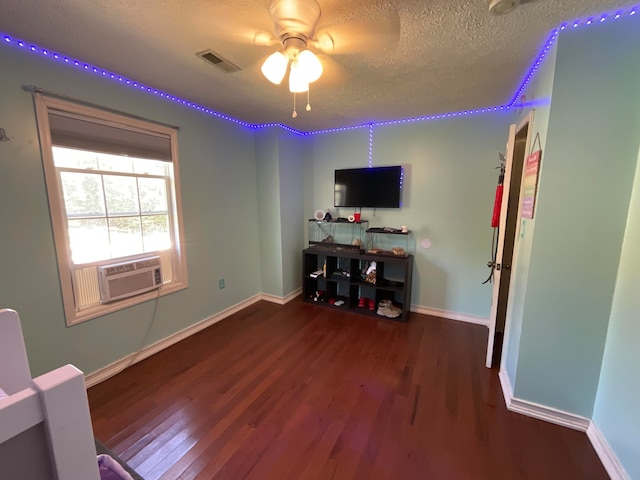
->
(219, 278, 225, 289)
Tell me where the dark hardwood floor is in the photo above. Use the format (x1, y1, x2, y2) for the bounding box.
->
(88, 300, 608, 480)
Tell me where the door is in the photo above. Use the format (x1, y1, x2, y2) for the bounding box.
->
(485, 112, 533, 368)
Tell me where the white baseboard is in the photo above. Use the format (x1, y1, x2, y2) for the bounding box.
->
(498, 368, 514, 404)
(498, 368, 590, 431)
(499, 369, 629, 479)
(411, 305, 489, 326)
(587, 422, 630, 480)
(85, 293, 266, 387)
(259, 288, 301, 305)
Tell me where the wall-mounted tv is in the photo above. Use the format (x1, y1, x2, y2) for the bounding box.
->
(334, 166, 403, 208)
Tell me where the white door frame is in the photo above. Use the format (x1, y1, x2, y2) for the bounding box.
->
(485, 111, 535, 368)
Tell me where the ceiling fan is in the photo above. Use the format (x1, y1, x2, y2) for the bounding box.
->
(208, 0, 401, 118)
(259, 0, 328, 116)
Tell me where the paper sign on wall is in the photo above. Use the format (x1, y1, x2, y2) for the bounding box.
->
(521, 149, 542, 219)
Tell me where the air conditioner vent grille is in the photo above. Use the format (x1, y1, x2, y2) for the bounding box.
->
(98, 256, 162, 303)
(196, 49, 241, 73)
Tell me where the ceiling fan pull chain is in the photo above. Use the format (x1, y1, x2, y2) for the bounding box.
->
(306, 88, 311, 111)
(292, 92, 298, 118)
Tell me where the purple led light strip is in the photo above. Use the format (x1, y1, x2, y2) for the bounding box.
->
(368, 124, 374, 167)
(508, 5, 638, 107)
(0, 34, 284, 132)
(1, 4, 637, 136)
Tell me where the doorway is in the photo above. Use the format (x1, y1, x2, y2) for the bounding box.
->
(486, 113, 533, 368)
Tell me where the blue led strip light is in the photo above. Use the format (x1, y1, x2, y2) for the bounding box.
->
(2, 5, 638, 136)
(310, 123, 370, 135)
(507, 28, 559, 107)
(368, 124, 374, 167)
(508, 5, 638, 106)
(252, 122, 307, 135)
(312, 105, 512, 135)
(1, 33, 309, 135)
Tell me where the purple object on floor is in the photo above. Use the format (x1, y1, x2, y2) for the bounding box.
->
(98, 454, 135, 480)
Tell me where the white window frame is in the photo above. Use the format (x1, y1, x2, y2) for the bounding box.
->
(35, 95, 188, 325)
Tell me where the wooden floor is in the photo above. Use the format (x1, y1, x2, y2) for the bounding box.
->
(88, 300, 608, 480)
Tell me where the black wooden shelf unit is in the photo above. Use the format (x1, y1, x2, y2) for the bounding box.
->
(302, 247, 413, 322)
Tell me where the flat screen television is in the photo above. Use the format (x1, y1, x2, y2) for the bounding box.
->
(334, 166, 403, 208)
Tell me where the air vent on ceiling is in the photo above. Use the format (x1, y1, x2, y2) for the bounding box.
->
(196, 49, 241, 73)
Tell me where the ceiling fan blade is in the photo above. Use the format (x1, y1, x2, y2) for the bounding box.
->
(251, 31, 281, 47)
(314, 21, 401, 55)
(314, 54, 347, 87)
(205, 23, 279, 47)
(312, 3, 401, 55)
(187, 4, 279, 47)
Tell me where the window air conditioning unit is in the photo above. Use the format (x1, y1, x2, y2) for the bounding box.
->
(98, 256, 162, 303)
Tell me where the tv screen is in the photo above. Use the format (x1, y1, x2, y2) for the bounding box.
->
(334, 166, 402, 208)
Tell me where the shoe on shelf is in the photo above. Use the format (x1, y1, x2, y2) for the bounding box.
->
(358, 297, 367, 308)
(377, 301, 402, 318)
(368, 298, 375, 311)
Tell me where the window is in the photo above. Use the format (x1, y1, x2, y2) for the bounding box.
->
(35, 95, 188, 325)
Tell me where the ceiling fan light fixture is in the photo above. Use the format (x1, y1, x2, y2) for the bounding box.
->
(488, 0, 520, 15)
(261, 51, 288, 84)
(297, 49, 323, 83)
(289, 60, 309, 93)
(263, 0, 324, 117)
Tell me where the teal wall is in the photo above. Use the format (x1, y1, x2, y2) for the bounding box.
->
(278, 133, 305, 296)
(255, 128, 284, 296)
(255, 128, 306, 297)
(308, 128, 370, 218)
(309, 117, 511, 318)
(593, 146, 640, 479)
(512, 16, 640, 417)
(0, 44, 262, 377)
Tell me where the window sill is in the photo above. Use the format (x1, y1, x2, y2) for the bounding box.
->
(66, 281, 187, 326)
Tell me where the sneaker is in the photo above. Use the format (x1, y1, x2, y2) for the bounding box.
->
(377, 302, 402, 318)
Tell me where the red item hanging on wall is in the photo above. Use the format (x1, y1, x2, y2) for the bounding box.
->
(491, 184, 504, 228)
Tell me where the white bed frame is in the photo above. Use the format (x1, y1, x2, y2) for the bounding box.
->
(0, 308, 100, 479)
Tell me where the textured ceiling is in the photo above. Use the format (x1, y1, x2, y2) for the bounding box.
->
(0, 0, 635, 131)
